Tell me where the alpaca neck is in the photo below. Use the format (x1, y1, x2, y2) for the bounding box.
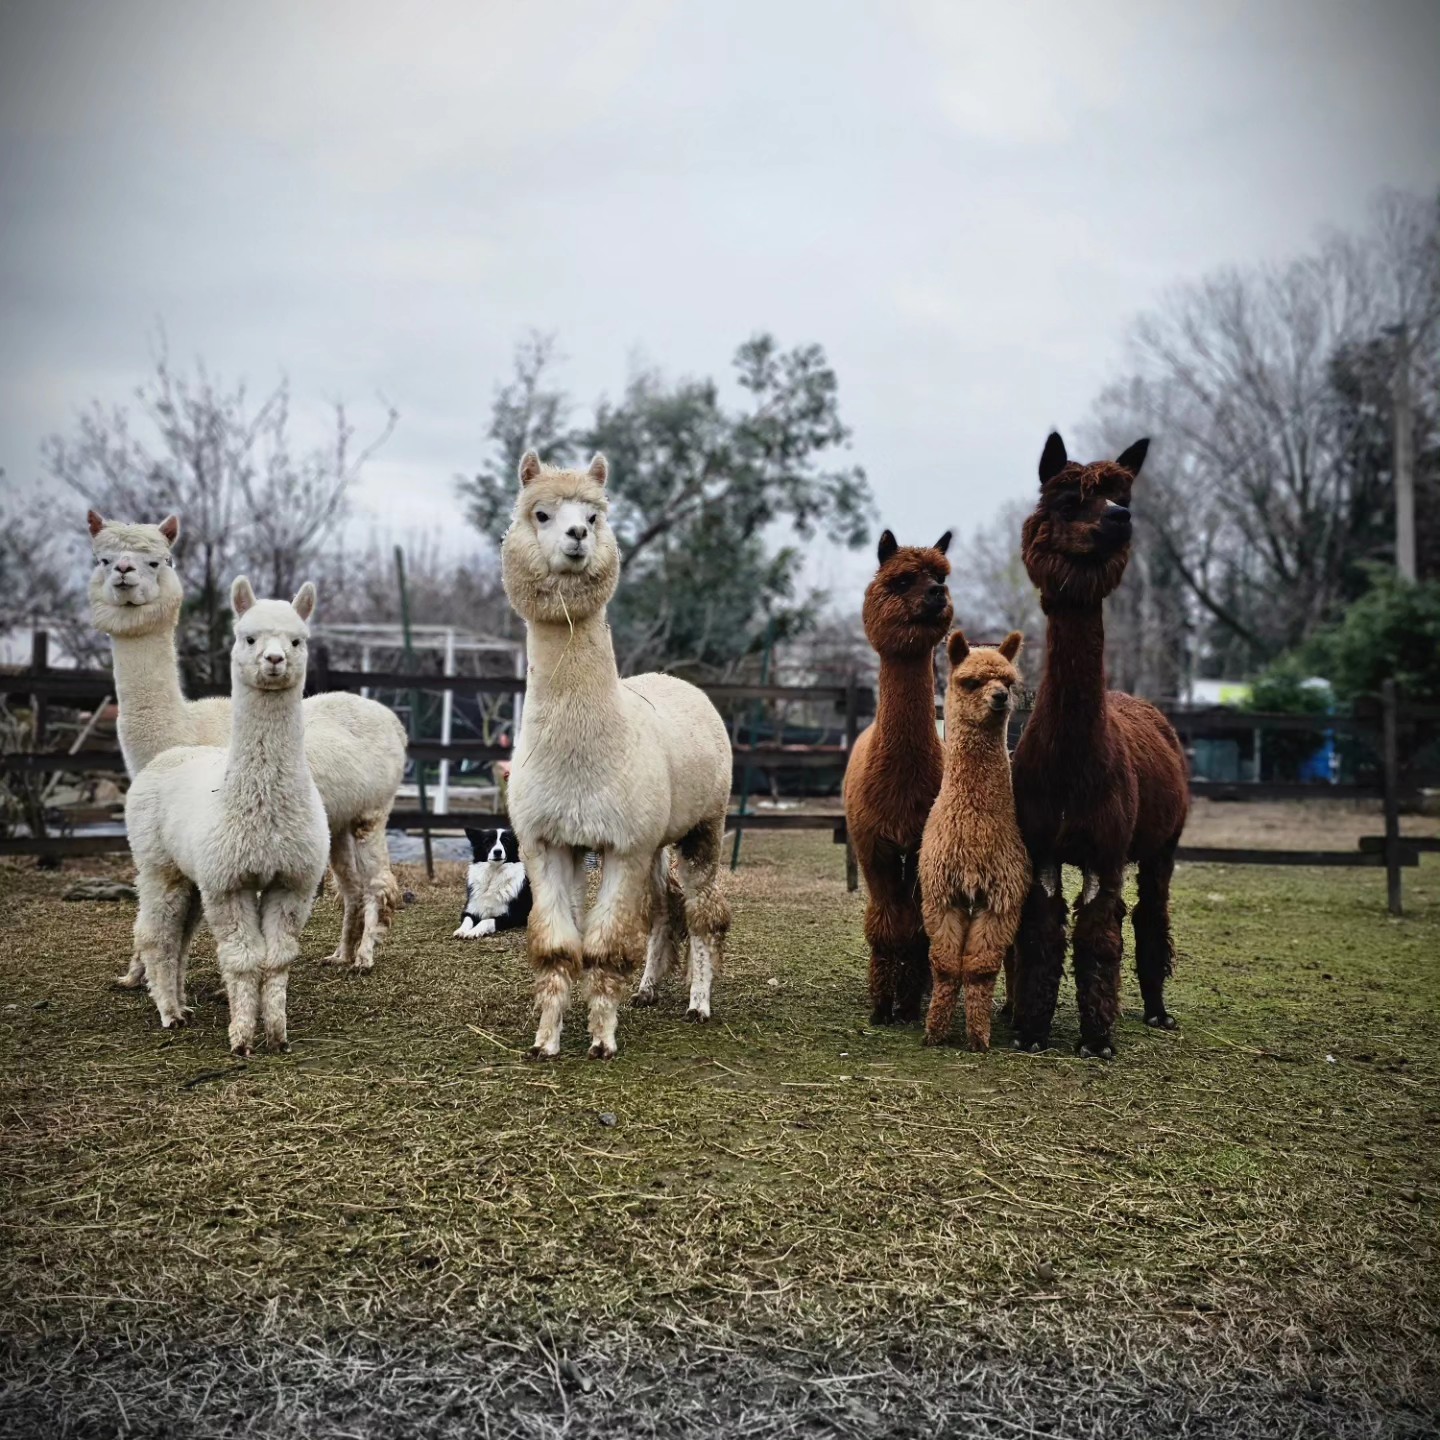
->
(873, 652, 939, 755)
(224, 684, 310, 797)
(522, 609, 624, 725)
(108, 624, 195, 771)
(1033, 602, 1109, 746)
(943, 719, 1012, 783)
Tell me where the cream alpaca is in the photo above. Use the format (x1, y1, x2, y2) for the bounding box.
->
(501, 450, 733, 1059)
(87, 511, 406, 973)
(125, 580, 329, 1054)
(918, 631, 1031, 1050)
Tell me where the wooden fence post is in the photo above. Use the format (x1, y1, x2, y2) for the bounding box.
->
(30, 630, 49, 750)
(843, 677, 859, 893)
(1381, 679, 1403, 917)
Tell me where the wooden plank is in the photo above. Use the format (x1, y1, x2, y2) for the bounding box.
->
(0, 834, 131, 858)
(1176, 846, 1419, 868)
(1, 751, 128, 774)
(1359, 835, 1440, 854)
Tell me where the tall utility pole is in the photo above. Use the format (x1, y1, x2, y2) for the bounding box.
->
(1393, 321, 1417, 582)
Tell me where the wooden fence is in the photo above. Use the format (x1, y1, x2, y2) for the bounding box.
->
(3, 633, 1436, 913)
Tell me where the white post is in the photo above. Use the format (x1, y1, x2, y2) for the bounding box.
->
(360, 643, 372, 702)
(437, 628, 455, 815)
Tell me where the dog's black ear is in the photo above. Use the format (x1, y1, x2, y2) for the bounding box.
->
(463, 828, 487, 857)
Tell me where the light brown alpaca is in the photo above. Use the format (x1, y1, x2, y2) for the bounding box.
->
(919, 630, 1031, 1050)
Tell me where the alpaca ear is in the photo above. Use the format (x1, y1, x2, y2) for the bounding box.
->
(947, 630, 969, 665)
(587, 453, 609, 486)
(518, 450, 542, 486)
(999, 630, 1023, 661)
(292, 581, 317, 622)
(1039, 431, 1068, 486)
(87, 509, 106, 537)
(231, 576, 256, 617)
(877, 529, 898, 565)
(934, 530, 952, 555)
(158, 515, 180, 544)
(1116, 437, 1150, 477)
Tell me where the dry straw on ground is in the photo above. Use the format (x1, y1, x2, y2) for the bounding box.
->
(2, 834, 1437, 1438)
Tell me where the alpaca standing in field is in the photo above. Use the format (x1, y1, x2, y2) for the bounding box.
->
(125, 580, 329, 1054)
(501, 451, 732, 1060)
(919, 630, 1030, 1050)
(1011, 433, 1189, 1057)
(842, 529, 954, 1024)
(87, 512, 406, 974)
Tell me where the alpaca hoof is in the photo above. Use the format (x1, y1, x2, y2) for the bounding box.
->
(922, 1030, 945, 1047)
(230, 1043, 253, 1058)
(967, 1035, 991, 1053)
(526, 1044, 558, 1062)
(114, 972, 145, 990)
(1145, 1011, 1179, 1030)
(1013, 1037, 1048, 1054)
(631, 987, 658, 1008)
(685, 1007, 710, 1023)
(319, 950, 348, 967)
(160, 1015, 186, 1030)
(349, 959, 374, 973)
(1078, 1040, 1115, 1060)
(587, 1041, 617, 1060)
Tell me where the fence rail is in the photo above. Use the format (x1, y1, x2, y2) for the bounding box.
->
(4, 634, 1435, 912)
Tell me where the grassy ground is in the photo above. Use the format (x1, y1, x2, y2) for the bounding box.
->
(2, 836, 1438, 1438)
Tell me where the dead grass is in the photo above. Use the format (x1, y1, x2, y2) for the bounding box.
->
(2, 837, 1438, 1438)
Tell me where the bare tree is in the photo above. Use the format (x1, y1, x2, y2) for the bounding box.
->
(42, 340, 396, 682)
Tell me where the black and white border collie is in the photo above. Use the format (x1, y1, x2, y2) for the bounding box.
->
(454, 827, 532, 938)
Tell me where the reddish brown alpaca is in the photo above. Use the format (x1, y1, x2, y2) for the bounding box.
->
(919, 630, 1030, 1051)
(843, 529, 953, 1024)
(1011, 433, 1188, 1058)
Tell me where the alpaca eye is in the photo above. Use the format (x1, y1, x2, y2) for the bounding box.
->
(149, 561, 160, 569)
(588, 513, 598, 526)
(961, 677, 982, 691)
(535, 510, 550, 523)
(891, 575, 912, 592)
(291, 639, 301, 648)
(100, 558, 110, 567)
(245, 636, 256, 646)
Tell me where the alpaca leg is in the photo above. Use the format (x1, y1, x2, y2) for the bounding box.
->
(582, 849, 653, 1057)
(959, 909, 1015, 1053)
(1134, 839, 1180, 1030)
(1072, 868, 1126, 1059)
(134, 866, 193, 1029)
(259, 884, 315, 1050)
(863, 847, 923, 1025)
(889, 850, 929, 1024)
(1013, 865, 1067, 1052)
(115, 952, 147, 989)
(525, 840, 583, 1059)
(676, 815, 730, 1023)
(205, 888, 266, 1056)
(322, 830, 365, 967)
(923, 905, 969, 1046)
(633, 848, 686, 1008)
(349, 815, 399, 971)
(999, 946, 1016, 1020)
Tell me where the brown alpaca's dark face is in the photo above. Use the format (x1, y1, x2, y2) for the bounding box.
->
(862, 529, 954, 658)
(1021, 432, 1149, 608)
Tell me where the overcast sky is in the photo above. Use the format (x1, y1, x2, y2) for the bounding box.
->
(2, 0, 1437, 600)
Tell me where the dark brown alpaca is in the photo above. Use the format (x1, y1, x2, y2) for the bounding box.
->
(843, 529, 953, 1024)
(1011, 433, 1188, 1058)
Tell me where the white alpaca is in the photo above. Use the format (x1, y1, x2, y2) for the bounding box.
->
(87, 512, 407, 974)
(501, 451, 733, 1059)
(125, 579, 329, 1054)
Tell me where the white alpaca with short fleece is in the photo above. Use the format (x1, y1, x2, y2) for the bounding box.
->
(87, 511, 407, 975)
(501, 450, 734, 1060)
(125, 580, 330, 1054)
